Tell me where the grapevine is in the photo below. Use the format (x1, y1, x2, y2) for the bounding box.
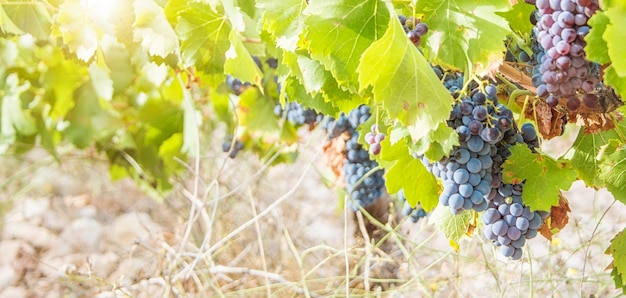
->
(1, 0, 626, 294)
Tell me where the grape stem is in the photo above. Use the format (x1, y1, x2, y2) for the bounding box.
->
(508, 89, 533, 114)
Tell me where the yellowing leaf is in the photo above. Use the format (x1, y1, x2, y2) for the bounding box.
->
(428, 205, 472, 249)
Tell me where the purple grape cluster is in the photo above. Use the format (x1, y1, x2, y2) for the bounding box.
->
(422, 72, 520, 214)
(482, 181, 549, 260)
(482, 121, 546, 260)
(274, 101, 323, 126)
(323, 105, 387, 210)
(423, 68, 548, 259)
(365, 124, 386, 155)
(532, 0, 601, 110)
(399, 15, 428, 47)
(222, 135, 244, 159)
(398, 190, 428, 223)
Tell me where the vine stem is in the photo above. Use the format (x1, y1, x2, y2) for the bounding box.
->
(580, 196, 617, 295)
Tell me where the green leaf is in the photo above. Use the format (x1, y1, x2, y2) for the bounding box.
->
(88, 63, 114, 101)
(52, 0, 99, 61)
(1, 74, 36, 150)
(258, 0, 306, 51)
(0, 5, 24, 35)
(608, 229, 626, 295)
(428, 206, 472, 250)
(605, 65, 626, 100)
(501, 145, 576, 211)
(159, 132, 184, 171)
(570, 123, 623, 188)
(416, 0, 511, 73)
(283, 75, 338, 116)
(605, 3, 626, 77)
(224, 31, 263, 86)
(133, 0, 180, 58)
(3, 1, 51, 39)
(100, 37, 135, 92)
(303, 0, 389, 92)
(283, 51, 362, 116)
(164, 0, 187, 26)
(382, 136, 440, 212)
(598, 140, 626, 205)
(237, 87, 280, 134)
(63, 83, 120, 148)
(358, 16, 453, 146)
(176, 2, 230, 77)
(585, 11, 610, 64)
(40, 50, 87, 119)
(496, 1, 534, 34)
(412, 122, 458, 161)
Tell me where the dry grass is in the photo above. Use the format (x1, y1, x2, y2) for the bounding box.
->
(0, 128, 624, 297)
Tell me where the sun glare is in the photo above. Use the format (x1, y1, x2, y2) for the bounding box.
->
(81, 0, 123, 21)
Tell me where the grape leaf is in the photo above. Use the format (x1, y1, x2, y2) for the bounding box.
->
(1, 74, 36, 151)
(358, 16, 453, 137)
(237, 87, 281, 134)
(258, 0, 306, 52)
(598, 140, 626, 205)
(283, 76, 339, 116)
(496, 1, 534, 34)
(52, 0, 99, 61)
(605, 3, 626, 77)
(0, 5, 24, 35)
(88, 63, 114, 101)
(608, 229, 626, 295)
(164, 0, 187, 26)
(283, 51, 362, 116)
(415, 0, 511, 73)
(381, 136, 440, 212)
(570, 121, 623, 188)
(412, 121, 458, 161)
(501, 145, 576, 211)
(3, 1, 51, 40)
(224, 31, 263, 87)
(585, 10, 610, 64)
(40, 51, 85, 119)
(611, 267, 626, 295)
(176, 2, 230, 76)
(303, 0, 389, 92)
(605, 64, 626, 100)
(133, 0, 180, 58)
(63, 83, 121, 148)
(428, 206, 472, 251)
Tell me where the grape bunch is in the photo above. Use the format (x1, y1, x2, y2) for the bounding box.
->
(398, 190, 428, 223)
(343, 106, 387, 209)
(322, 113, 351, 139)
(424, 75, 520, 214)
(344, 133, 386, 209)
(482, 180, 549, 260)
(482, 123, 547, 259)
(226, 75, 251, 96)
(531, 0, 601, 110)
(274, 101, 323, 126)
(323, 105, 387, 209)
(399, 15, 428, 47)
(222, 136, 244, 159)
(364, 124, 386, 155)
